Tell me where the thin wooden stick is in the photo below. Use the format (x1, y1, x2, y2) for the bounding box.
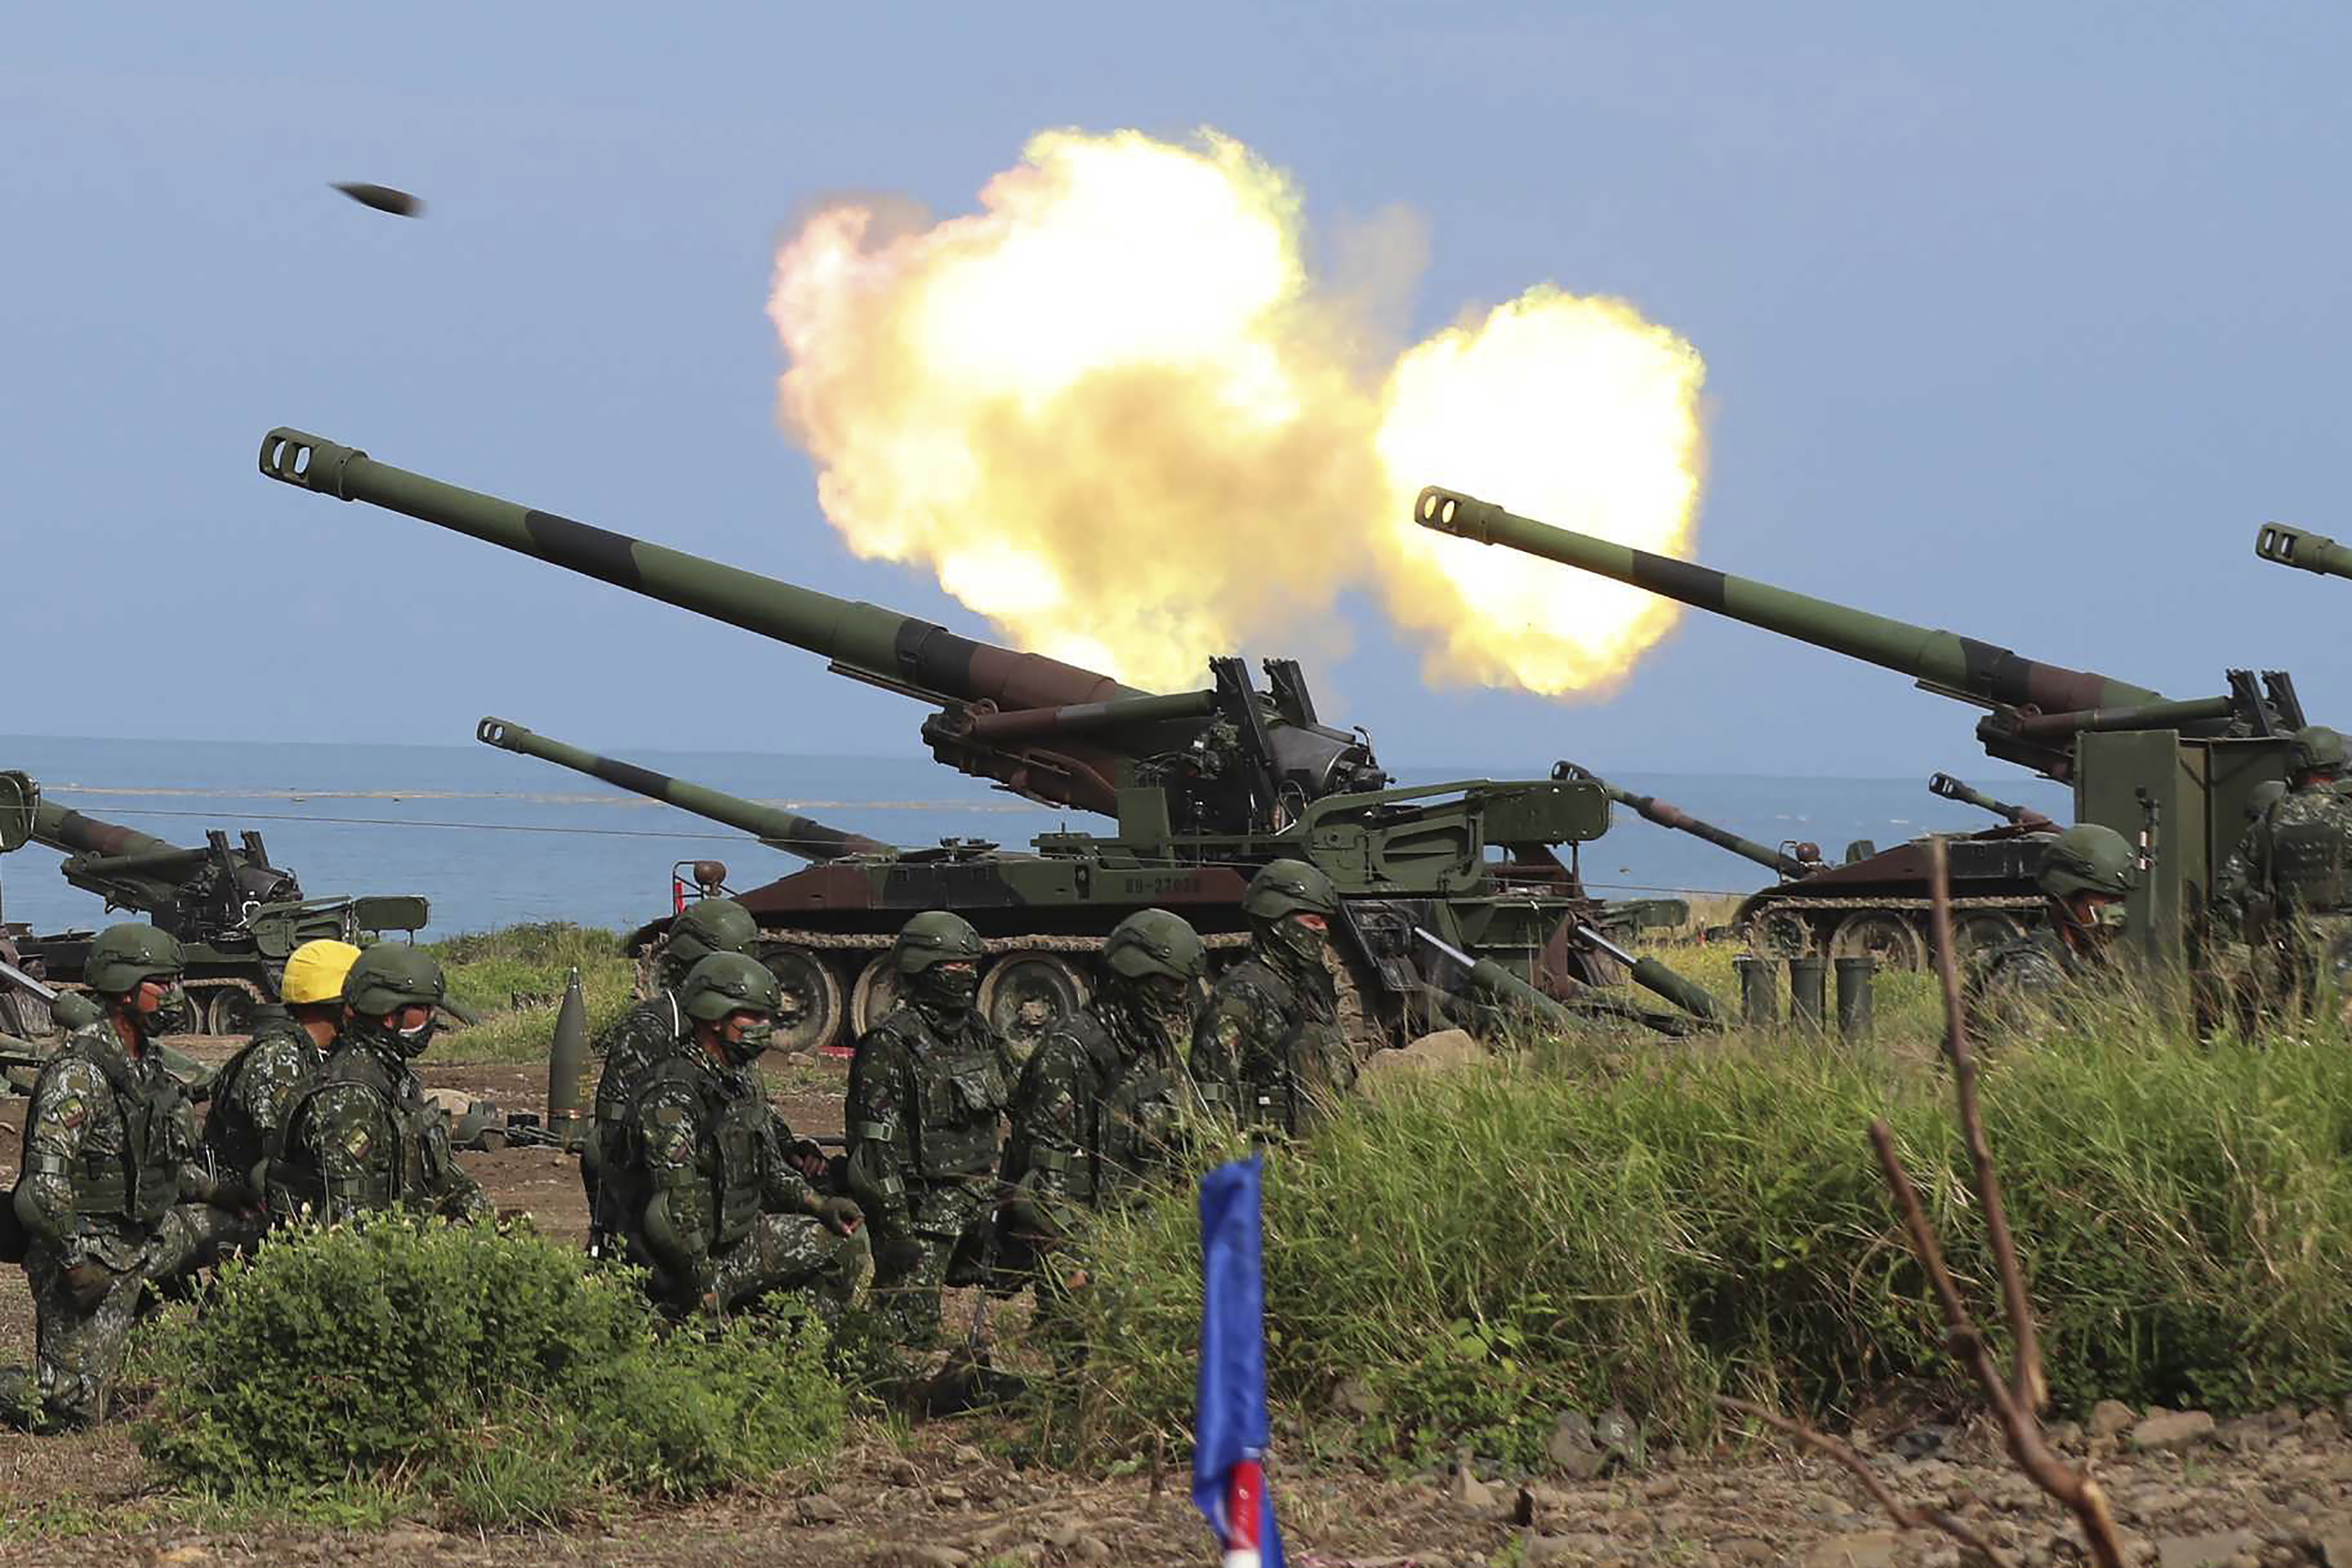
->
(1927, 835, 2046, 1411)
(1717, 1396, 2014, 1566)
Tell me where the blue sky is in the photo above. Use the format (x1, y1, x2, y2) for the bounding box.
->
(6, 4, 2345, 788)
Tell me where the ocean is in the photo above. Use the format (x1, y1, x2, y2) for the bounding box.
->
(0, 734, 2072, 936)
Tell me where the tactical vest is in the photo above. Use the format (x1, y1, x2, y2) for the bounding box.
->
(635, 1053, 769, 1252)
(273, 1045, 456, 1215)
(2269, 801, 2352, 912)
(590, 992, 686, 1229)
(23, 1030, 186, 1228)
(878, 1009, 1006, 1181)
(1223, 959, 1338, 1135)
(201, 1019, 315, 1178)
(1094, 1053, 1182, 1202)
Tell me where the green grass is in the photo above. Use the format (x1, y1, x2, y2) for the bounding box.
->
(422, 922, 638, 1063)
(1054, 982, 2352, 1469)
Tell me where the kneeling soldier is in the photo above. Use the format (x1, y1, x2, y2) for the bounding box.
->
(270, 946, 489, 1224)
(582, 897, 761, 1246)
(4, 926, 260, 1429)
(624, 953, 868, 1323)
(201, 938, 360, 1197)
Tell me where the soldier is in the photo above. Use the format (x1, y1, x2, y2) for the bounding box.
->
(268, 946, 488, 1224)
(1967, 823, 2138, 1030)
(1002, 908, 1206, 1248)
(2216, 725, 2352, 1016)
(843, 911, 1010, 1359)
(1189, 859, 1351, 1134)
(580, 897, 760, 1249)
(200, 939, 360, 1195)
(2, 926, 259, 1429)
(621, 953, 867, 1323)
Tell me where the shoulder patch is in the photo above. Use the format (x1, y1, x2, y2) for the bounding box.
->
(50, 1094, 86, 1130)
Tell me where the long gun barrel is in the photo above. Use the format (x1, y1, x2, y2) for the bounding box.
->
(263, 430, 1220, 819)
(1414, 488, 2178, 779)
(1557, 763, 1818, 878)
(476, 717, 890, 861)
(1927, 772, 2053, 828)
(2255, 523, 2352, 582)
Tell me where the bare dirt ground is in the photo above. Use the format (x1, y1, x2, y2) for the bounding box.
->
(5, 1043, 2352, 1566)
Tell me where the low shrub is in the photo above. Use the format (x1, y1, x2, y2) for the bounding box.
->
(1059, 1011, 2352, 1469)
(136, 1213, 842, 1525)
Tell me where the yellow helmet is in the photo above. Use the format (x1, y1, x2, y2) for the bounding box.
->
(280, 939, 364, 1006)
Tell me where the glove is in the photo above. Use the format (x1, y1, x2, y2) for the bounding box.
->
(812, 1195, 864, 1236)
(61, 1260, 113, 1311)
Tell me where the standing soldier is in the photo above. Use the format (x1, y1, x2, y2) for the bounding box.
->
(201, 939, 360, 1196)
(1002, 908, 1207, 1250)
(1967, 823, 2138, 1030)
(268, 946, 488, 1224)
(843, 911, 1009, 1360)
(621, 953, 867, 1323)
(581, 897, 761, 1250)
(2, 926, 259, 1429)
(1190, 860, 1351, 1135)
(2216, 725, 2352, 1016)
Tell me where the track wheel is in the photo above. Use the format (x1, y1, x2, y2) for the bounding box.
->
(1828, 913, 1926, 970)
(204, 987, 259, 1037)
(760, 945, 847, 1057)
(978, 953, 1089, 1071)
(1746, 906, 1818, 957)
(1952, 911, 2027, 958)
(849, 953, 905, 1039)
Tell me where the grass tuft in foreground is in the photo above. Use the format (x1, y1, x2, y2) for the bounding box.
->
(134, 1212, 843, 1526)
(1056, 1001, 2352, 1471)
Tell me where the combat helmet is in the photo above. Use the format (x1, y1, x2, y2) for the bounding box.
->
(1240, 859, 1338, 923)
(83, 923, 185, 996)
(2290, 725, 2352, 778)
(345, 944, 447, 1018)
(662, 897, 760, 975)
(1104, 908, 1207, 984)
(893, 910, 985, 975)
(678, 951, 782, 1023)
(2037, 823, 2136, 901)
(280, 939, 363, 1007)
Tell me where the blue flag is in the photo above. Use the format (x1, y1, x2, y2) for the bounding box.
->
(1194, 1154, 1285, 1568)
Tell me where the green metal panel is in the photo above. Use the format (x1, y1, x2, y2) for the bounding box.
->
(2074, 731, 2205, 967)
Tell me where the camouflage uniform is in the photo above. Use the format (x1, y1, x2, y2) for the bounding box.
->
(2216, 775, 2352, 1017)
(1190, 861, 1350, 1135)
(8, 1011, 254, 1429)
(267, 947, 488, 1225)
(845, 913, 1010, 1355)
(1004, 910, 1206, 1240)
(1965, 824, 2136, 1037)
(626, 1050, 867, 1323)
(200, 1008, 327, 1192)
(580, 899, 760, 1237)
(270, 1040, 490, 1223)
(584, 990, 688, 1240)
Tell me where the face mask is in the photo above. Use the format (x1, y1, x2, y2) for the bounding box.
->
(139, 983, 192, 1040)
(724, 1018, 776, 1066)
(394, 1018, 439, 1059)
(2089, 903, 2128, 933)
(1261, 914, 1328, 972)
(916, 965, 980, 1011)
(1132, 975, 1194, 1039)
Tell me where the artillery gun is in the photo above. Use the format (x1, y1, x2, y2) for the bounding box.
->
(2254, 523, 2352, 583)
(1416, 488, 2305, 970)
(1557, 763, 2058, 965)
(259, 427, 1726, 1054)
(476, 717, 891, 863)
(0, 769, 430, 1034)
